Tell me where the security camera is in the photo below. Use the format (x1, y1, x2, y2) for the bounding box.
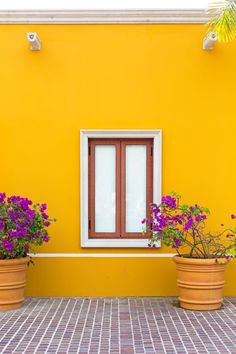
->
(27, 32, 41, 51)
(203, 32, 218, 51)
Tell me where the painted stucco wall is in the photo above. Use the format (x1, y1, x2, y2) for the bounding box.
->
(1, 24, 236, 296)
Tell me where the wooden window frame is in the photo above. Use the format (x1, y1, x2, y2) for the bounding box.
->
(88, 138, 153, 239)
(80, 130, 162, 248)
(88, 139, 121, 239)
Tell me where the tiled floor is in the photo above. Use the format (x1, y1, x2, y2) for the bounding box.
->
(0, 298, 236, 354)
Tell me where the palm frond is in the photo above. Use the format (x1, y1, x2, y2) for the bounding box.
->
(207, 0, 236, 43)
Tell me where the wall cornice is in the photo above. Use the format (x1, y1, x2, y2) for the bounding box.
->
(0, 9, 210, 24)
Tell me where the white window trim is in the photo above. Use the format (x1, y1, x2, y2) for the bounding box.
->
(80, 129, 162, 248)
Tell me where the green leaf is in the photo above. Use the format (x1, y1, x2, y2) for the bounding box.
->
(207, 0, 236, 43)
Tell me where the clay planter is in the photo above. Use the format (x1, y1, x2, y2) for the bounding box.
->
(174, 256, 227, 311)
(0, 256, 30, 311)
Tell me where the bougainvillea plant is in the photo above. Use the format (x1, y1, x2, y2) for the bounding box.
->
(0, 193, 56, 259)
(142, 192, 236, 259)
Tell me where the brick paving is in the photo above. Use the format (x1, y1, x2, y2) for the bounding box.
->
(0, 298, 236, 353)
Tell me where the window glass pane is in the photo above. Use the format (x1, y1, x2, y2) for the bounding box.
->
(126, 145, 146, 232)
(95, 145, 116, 232)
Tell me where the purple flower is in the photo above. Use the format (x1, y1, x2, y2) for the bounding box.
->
(26, 209, 36, 218)
(184, 217, 193, 231)
(153, 224, 161, 232)
(8, 230, 20, 238)
(43, 233, 49, 242)
(151, 207, 161, 215)
(161, 195, 177, 209)
(40, 203, 47, 212)
(2, 239, 14, 252)
(141, 218, 147, 224)
(231, 214, 236, 219)
(41, 212, 49, 220)
(152, 214, 168, 231)
(172, 237, 181, 249)
(7, 196, 32, 211)
(0, 193, 55, 258)
(225, 254, 234, 260)
(0, 193, 6, 203)
(20, 198, 32, 211)
(0, 220, 4, 230)
(7, 210, 16, 222)
(195, 214, 207, 222)
(174, 215, 183, 224)
(17, 226, 28, 237)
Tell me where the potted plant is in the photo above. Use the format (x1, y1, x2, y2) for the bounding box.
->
(142, 193, 236, 310)
(0, 193, 56, 310)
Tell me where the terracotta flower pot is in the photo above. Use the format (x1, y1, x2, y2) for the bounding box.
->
(174, 256, 227, 311)
(0, 256, 30, 311)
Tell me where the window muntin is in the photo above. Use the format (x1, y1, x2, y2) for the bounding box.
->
(88, 138, 153, 239)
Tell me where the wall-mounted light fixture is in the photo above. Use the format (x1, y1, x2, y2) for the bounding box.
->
(27, 32, 41, 51)
(203, 32, 218, 51)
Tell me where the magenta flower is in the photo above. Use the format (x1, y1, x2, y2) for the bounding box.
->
(184, 217, 193, 231)
(195, 214, 206, 222)
(2, 239, 14, 252)
(40, 203, 47, 212)
(142, 193, 236, 258)
(0, 193, 55, 259)
(161, 196, 177, 209)
(0, 193, 6, 203)
(225, 254, 234, 260)
(43, 233, 49, 242)
(172, 237, 182, 249)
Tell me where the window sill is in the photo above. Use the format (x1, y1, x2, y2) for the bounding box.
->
(81, 238, 161, 248)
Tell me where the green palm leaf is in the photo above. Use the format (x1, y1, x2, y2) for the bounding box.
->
(208, 0, 236, 42)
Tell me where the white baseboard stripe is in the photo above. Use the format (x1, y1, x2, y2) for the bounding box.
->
(29, 253, 176, 258)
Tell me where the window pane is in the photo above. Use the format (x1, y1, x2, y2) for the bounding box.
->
(95, 145, 116, 232)
(126, 145, 146, 232)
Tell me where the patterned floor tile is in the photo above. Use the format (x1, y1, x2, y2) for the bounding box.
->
(0, 297, 235, 353)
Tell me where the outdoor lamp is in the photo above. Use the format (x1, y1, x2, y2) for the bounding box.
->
(203, 32, 218, 50)
(27, 32, 41, 51)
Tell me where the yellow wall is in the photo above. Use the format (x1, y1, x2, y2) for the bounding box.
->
(1, 24, 236, 296)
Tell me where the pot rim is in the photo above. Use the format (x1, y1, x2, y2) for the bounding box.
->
(173, 255, 228, 265)
(0, 256, 30, 266)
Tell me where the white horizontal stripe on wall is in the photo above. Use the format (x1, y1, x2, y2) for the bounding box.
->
(0, 10, 210, 24)
(29, 253, 176, 258)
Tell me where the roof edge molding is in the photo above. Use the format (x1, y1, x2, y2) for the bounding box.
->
(0, 9, 210, 24)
